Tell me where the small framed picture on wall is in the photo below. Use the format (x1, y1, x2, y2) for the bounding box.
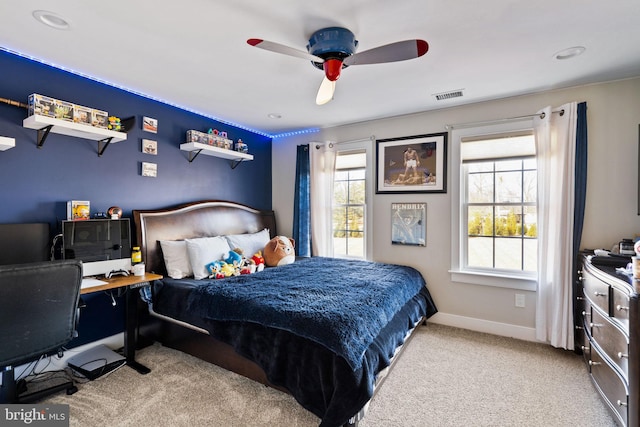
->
(142, 116, 158, 133)
(141, 162, 157, 177)
(391, 202, 426, 246)
(142, 139, 157, 155)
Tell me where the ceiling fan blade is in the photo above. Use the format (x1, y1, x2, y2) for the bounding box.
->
(316, 77, 336, 105)
(247, 38, 325, 62)
(343, 39, 428, 66)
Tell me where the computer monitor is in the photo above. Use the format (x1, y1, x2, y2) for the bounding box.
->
(61, 219, 132, 277)
(0, 222, 50, 265)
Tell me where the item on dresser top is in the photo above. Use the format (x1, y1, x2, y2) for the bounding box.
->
(632, 256, 640, 279)
(620, 239, 635, 256)
(589, 254, 630, 267)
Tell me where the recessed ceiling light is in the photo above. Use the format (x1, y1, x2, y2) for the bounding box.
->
(32, 10, 70, 30)
(554, 46, 585, 60)
(267, 113, 282, 119)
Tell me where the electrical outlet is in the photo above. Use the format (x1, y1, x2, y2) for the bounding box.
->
(515, 293, 525, 308)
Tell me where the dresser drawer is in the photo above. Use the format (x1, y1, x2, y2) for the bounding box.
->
(591, 309, 629, 380)
(590, 348, 628, 426)
(583, 268, 610, 314)
(612, 286, 630, 328)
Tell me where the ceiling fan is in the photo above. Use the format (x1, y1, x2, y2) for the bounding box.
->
(247, 27, 429, 105)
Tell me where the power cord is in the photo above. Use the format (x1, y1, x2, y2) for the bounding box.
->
(50, 233, 63, 260)
(16, 353, 78, 394)
(104, 290, 117, 306)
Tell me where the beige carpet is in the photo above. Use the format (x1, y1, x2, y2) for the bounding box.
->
(43, 323, 616, 427)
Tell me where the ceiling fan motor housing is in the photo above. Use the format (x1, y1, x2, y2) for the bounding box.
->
(307, 27, 358, 76)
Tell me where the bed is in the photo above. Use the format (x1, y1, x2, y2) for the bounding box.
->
(133, 200, 437, 427)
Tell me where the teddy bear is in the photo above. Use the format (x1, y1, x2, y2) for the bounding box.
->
(263, 236, 295, 267)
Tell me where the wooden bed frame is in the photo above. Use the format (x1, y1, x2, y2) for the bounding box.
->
(134, 200, 277, 277)
(133, 200, 424, 426)
(133, 200, 281, 386)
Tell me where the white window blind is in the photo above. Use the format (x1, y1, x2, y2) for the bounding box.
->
(461, 132, 535, 162)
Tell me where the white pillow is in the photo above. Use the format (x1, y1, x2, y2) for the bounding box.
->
(159, 240, 193, 279)
(224, 228, 271, 258)
(185, 236, 232, 280)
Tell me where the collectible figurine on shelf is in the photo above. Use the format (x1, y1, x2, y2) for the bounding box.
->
(235, 139, 248, 153)
(108, 116, 122, 131)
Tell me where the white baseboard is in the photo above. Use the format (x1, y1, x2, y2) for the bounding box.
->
(4, 333, 124, 384)
(428, 312, 538, 343)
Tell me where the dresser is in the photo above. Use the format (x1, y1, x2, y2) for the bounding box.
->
(576, 255, 640, 426)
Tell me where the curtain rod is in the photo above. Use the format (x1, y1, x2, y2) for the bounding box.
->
(316, 135, 375, 149)
(444, 109, 564, 131)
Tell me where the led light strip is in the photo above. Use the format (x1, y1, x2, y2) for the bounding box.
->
(0, 46, 319, 139)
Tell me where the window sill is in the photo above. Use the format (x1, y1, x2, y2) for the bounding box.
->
(449, 269, 537, 291)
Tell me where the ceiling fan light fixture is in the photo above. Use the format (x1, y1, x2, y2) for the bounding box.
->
(307, 27, 358, 58)
(323, 59, 343, 81)
(247, 26, 430, 105)
(554, 46, 585, 60)
(32, 10, 70, 30)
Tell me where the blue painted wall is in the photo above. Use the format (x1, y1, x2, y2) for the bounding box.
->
(0, 50, 272, 346)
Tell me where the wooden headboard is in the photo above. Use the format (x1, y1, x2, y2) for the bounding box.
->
(133, 200, 277, 275)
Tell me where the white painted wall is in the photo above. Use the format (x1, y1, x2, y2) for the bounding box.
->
(272, 77, 640, 340)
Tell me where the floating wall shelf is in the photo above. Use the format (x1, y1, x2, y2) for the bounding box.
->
(23, 115, 133, 156)
(0, 136, 16, 151)
(180, 142, 253, 169)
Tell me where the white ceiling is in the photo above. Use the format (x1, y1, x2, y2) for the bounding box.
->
(1, 1, 639, 137)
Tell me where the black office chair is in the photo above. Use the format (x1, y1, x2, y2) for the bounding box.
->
(0, 260, 83, 403)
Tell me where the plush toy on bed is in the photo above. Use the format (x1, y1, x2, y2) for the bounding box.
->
(207, 248, 265, 278)
(250, 251, 265, 272)
(220, 262, 237, 277)
(224, 250, 243, 268)
(206, 260, 225, 279)
(263, 236, 295, 267)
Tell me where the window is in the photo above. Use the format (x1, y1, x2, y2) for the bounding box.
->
(332, 150, 366, 258)
(465, 157, 537, 271)
(451, 123, 537, 290)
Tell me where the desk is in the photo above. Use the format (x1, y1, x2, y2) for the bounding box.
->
(81, 273, 162, 374)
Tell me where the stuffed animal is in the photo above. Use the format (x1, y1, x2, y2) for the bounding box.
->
(205, 260, 225, 279)
(263, 236, 295, 267)
(251, 251, 265, 272)
(220, 262, 237, 277)
(224, 250, 243, 268)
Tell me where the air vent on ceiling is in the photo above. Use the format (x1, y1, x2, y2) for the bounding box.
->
(433, 89, 464, 101)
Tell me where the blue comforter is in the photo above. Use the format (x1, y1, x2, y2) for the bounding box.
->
(187, 256, 427, 369)
(152, 256, 437, 426)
